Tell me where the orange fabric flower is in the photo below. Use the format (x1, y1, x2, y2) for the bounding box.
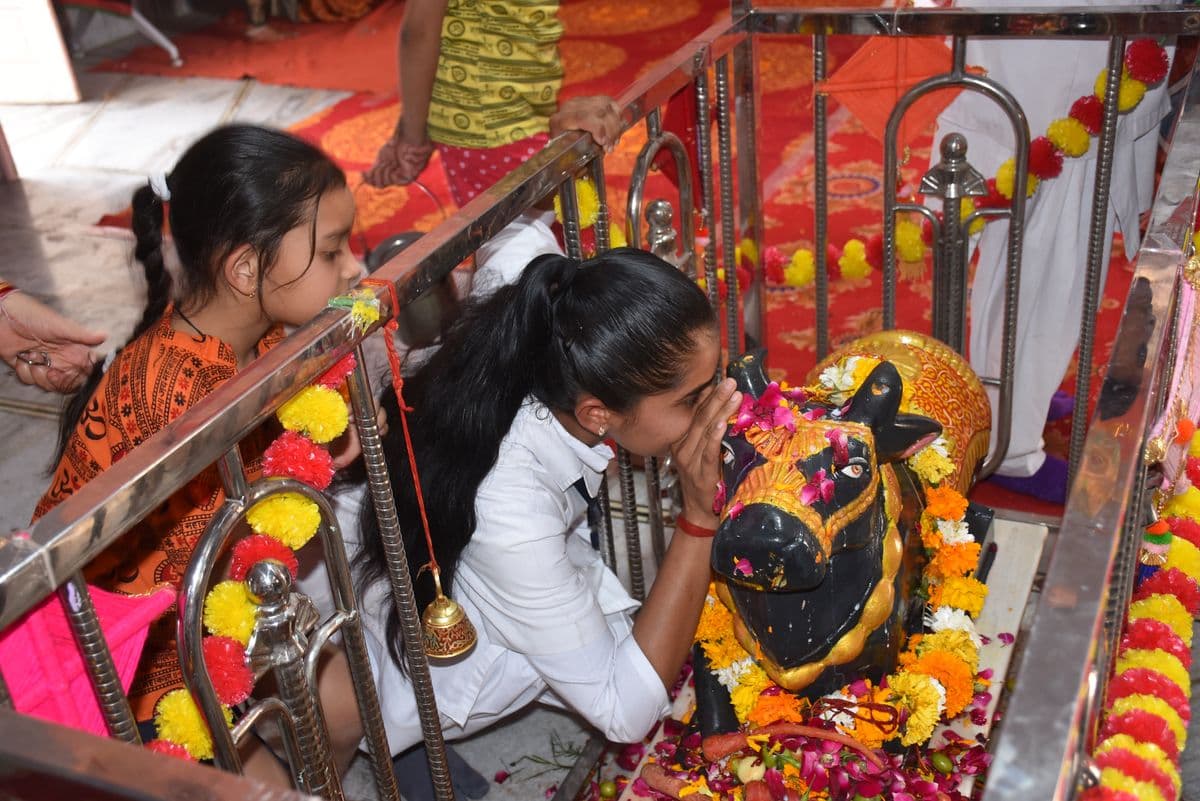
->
(908, 650, 975, 718)
(928, 541, 981, 581)
(925, 485, 969, 521)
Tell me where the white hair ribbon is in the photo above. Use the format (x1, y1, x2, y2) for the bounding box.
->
(148, 173, 171, 202)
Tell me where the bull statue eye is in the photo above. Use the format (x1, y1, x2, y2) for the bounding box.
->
(722, 443, 735, 465)
(839, 459, 867, 479)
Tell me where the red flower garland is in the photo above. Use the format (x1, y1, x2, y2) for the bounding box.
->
(763, 247, 787, 285)
(202, 635, 255, 706)
(1028, 136, 1064, 179)
(1080, 789, 1141, 801)
(1119, 617, 1191, 668)
(1131, 567, 1200, 618)
(1165, 515, 1200, 550)
(974, 177, 1008, 210)
(229, 535, 300, 582)
(262, 430, 336, 490)
(1125, 39, 1170, 84)
(316, 353, 357, 390)
(1094, 748, 1176, 801)
(1101, 710, 1180, 760)
(1069, 95, 1105, 135)
(145, 739, 193, 760)
(1107, 668, 1191, 723)
(1186, 455, 1200, 489)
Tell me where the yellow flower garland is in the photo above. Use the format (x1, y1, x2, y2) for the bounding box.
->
(247, 491, 321, 549)
(153, 688, 234, 760)
(202, 580, 258, 645)
(277, 385, 349, 444)
(1127, 594, 1194, 646)
(1115, 649, 1190, 696)
(153, 331, 360, 759)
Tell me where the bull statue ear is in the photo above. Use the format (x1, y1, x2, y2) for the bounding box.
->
(844, 361, 942, 463)
(727, 350, 771, 398)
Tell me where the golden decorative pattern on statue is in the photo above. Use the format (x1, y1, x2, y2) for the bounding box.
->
(729, 419, 879, 554)
(717, 468, 905, 692)
(806, 330, 990, 496)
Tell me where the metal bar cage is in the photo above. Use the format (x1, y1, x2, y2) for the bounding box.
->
(2, 6, 1200, 801)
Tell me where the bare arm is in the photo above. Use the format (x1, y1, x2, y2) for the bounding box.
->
(632, 377, 741, 687)
(365, 0, 448, 187)
(397, 0, 449, 146)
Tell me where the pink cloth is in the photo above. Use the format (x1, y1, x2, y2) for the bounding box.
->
(437, 133, 551, 207)
(0, 574, 174, 734)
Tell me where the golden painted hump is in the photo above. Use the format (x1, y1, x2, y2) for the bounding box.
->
(805, 330, 990, 495)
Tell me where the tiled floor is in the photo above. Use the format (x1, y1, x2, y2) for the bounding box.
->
(0, 56, 595, 801)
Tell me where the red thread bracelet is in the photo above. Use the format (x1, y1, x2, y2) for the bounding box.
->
(675, 514, 717, 538)
(0, 281, 18, 303)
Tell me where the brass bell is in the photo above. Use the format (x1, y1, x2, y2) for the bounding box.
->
(421, 567, 477, 660)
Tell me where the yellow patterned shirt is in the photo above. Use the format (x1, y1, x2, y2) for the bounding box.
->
(429, 0, 564, 149)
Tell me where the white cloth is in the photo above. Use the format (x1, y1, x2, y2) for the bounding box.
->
(316, 400, 669, 754)
(471, 210, 562, 300)
(930, 1, 1173, 476)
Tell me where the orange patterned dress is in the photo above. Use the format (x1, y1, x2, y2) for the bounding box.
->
(34, 308, 283, 721)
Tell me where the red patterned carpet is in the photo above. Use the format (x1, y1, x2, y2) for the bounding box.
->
(97, 1, 1142, 513)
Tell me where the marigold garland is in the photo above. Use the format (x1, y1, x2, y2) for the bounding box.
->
(1102, 708, 1182, 760)
(907, 650, 974, 719)
(262, 430, 335, 490)
(887, 671, 944, 747)
(247, 492, 321, 549)
(1132, 567, 1200, 618)
(153, 688, 233, 761)
(1108, 695, 1187, 751)
(145, 739, 192, 760)
(916, 629, 980, 674)
(1114, 649, 1190, 698)
(759, 40, 1168, 293)
(1120, 617, 1191, 669)
(553, 176, 600, 229)
(1108, 668, 1192, 725)
(1099, 754, 1174, 801)
(277, 385, 349, 444)
(1096, 734, 1181, 791)
(1097, 766, 1168, 801)
(930, 575, 988, 619)
(148, 326, 364, 761)
(1127, 594, 1193, 645)
(925, 485, 969, 522)
(1163, 536, 1200, 584)
(202, 580, 257, 645)
(202, 635, 255, 706)
(229, 535, 300, 582)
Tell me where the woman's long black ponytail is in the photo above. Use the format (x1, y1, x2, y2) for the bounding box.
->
(354, 248, 716, 669)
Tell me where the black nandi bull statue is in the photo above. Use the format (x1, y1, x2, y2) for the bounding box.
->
(695, 331, 992, 734)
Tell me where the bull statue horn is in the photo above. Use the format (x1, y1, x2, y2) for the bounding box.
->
(844, 361, 942, 463)
(727, 350, 771, 398)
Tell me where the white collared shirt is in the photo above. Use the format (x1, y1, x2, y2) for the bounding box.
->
(321, 399, 670, 753)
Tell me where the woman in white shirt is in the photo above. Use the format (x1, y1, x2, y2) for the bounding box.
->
(352, 247, 741, 757)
